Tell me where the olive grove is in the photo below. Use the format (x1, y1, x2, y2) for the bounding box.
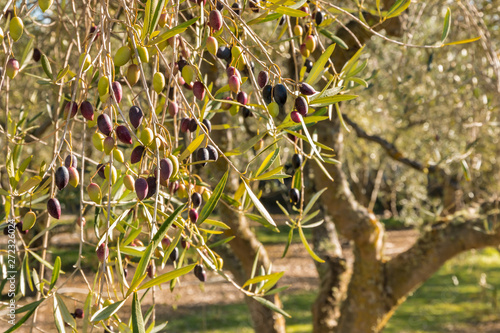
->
(0, 0, 499, 332)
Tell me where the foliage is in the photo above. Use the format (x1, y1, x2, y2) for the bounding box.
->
(0, 0, 489, 331)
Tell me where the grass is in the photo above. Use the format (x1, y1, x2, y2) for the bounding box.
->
(163, 248, 500, 333)
(384, 247, 500, 333)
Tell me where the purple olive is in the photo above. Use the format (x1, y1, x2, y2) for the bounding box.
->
(292, 154, 303, 169)
(295, 96, 308, 116)
(111, 81, 122, 103)
(206, 145, 218, 161)
(135, 178, 148, 201)
(169, 180, 179, 193)
(289, 188, 300, 204)
(231, 2, 240, 15)
(257, 71, 268, 88)
(189, 208, 199, 223)
(168, 102, 178, 117)
(197, 148, 209, 166)
(147, 263, 155, 278)
(201, 118, 211, 133)
(262, 85, 273, 104)
(130, 146, 146, 164)
(188, 118, 198, 132)
(291, 111, 301, 123)
(159, 158, 173, 184)
(97, 163, 106, 179)
(191, 192, 202, 208)
(209, 10, 223, 31)
(55, 166, 69, 190)
(47, 198, 61, 220)
(79, 101, 94, 121)
(116, 125, 133, 144)
(193, 81, 206, 100)
(97, 114, 113, 136)
(299, 82, 316, 96)
(169, 247, 179, 262)
(241, 107, 252, 118)
(216, 46, 231, 61)
(65, 154, 77, 168)
(64, 102, 78, 119)
(249, 0, 260, 13)
(33, 48, 41, 62)
(273, 83, 287, 106)
(73, 308, 84, 319)
(180, 118, 191, 133)
(129, 106, 144, 129)
(96, 243, 109, 263)
(145, 176, 157, 199)
(237, 91, 248, 105)
(304, 59, 313, 73)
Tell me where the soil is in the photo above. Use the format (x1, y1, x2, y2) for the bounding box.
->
(2, 228, 499, 332)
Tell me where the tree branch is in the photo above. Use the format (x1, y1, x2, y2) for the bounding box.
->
(343, 113, 438, 174)
(385, 205, 500, 307)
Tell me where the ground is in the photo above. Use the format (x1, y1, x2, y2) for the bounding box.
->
(1, 218, 500, 332)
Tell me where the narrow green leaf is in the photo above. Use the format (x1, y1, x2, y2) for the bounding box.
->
(91, 299, 126, 322)
(385, 0, 411, 18)
(313, 155, 334, 181)
(149, 17, 199, 46)
(243, 272, 283, 288)
(309, 94, 357, 108)
(274, 6, 308, 17)
(250, 246, 262, 279)
(260, 271, 284, 292)
(300, 116, 323, 162)
(305, 44, 335, 85)
(242, 180, 278, 231)
(128, 204, 185, 295)
(298, 225, 324, 263)
(461, 160, 471, 181)
(41, 54, 53, 80)
(18, 176, 42, 194)
(20, 38, 34, 70)
(226, 131, 267, 156)
(303, 188, 327, 216)
(254, 166, 289, 181)
(255, 148, 280, 177)
(140, 264, 196, 289)
(55, 294, 76, 330)
(247, 13, 282, 25)
(201, 219, 230, 229)
(264, 285, 290, 296)
(198, 171, 228, 225)
(318, 29, 348, 49)
(282, 227, 294, 258)
(441, 8, 451, 42)
(179, 134, 205, 161)
(16, 299, 44, 314)
(252, 296, 291, 318)
(53, 293, 66, 333)
(55, 65, 70, 82)
(208, 235, 235, 248)
(132, 292, 146, 333)
(444, 36, 481, 46)
(50, 256, 61, 290)
(4, 306, 38, 333)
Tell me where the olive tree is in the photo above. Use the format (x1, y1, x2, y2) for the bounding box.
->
(0, 0, 498, 332)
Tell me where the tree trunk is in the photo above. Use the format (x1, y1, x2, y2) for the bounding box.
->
(209, 111, 286, 333)
(311, 211, 348, 333)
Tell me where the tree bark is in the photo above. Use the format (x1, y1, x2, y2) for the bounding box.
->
(209, 111, 286, 333)
(311, 211, 348, 333)
(307, 5, 500, 332)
